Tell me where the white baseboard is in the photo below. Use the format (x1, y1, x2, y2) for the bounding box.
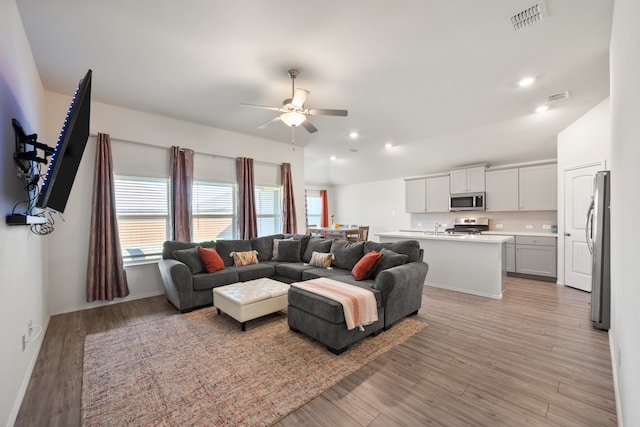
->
(609, 331, 623, 427)
(7, 315, 51, 427)
(425, 282, 503, 300)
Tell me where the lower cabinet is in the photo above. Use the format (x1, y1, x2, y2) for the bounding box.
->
(505, 242, 516, 273)
(514, 236, 557, 279)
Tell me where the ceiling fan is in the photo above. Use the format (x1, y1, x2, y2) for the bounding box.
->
(240, 69, 348, 134)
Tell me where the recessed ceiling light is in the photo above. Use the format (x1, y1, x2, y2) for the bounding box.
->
(384, 143, 393, 149)
(330, 155, 337, 161)
(518, 76, 536, 87)
(535, 105, 549, 113)
(349, 131, 358, 139)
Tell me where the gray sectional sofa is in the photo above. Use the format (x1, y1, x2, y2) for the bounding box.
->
(158, 234, 428, 352)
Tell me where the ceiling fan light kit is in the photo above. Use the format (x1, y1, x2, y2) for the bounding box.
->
(240, 69, 348, 137)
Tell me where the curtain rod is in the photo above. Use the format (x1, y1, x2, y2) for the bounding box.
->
(89, 133, 283, 167)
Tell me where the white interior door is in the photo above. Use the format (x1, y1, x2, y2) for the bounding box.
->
(563, 164, 601, 291)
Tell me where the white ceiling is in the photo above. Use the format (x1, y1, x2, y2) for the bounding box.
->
(17, 0, 613, 186)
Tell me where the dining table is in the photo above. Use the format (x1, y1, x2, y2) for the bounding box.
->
(307, 226, 359, 240)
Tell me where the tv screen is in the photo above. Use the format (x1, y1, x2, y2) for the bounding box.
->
(36, 69, 92, 213)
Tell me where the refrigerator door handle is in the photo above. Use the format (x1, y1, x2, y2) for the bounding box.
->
(586, 198, 595, 254)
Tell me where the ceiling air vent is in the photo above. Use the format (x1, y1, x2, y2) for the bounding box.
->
(546, 91, 570, 104)
(510, 1, 548, 31)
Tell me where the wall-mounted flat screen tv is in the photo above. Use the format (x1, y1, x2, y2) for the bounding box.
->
(36, 69, 92, 213)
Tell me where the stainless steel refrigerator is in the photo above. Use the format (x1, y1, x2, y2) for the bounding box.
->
(586, 171, 611, 331)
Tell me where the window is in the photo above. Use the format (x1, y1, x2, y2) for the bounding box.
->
(192, 181, 237, 241)
(114, 176, 169, 263)
(306, 194, 321, 227)
(255, 185, 281, 236)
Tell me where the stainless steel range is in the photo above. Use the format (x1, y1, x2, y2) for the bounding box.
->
(445, 217, 489, 234)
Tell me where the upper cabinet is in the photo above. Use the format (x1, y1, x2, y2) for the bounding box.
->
(426, 175, 450, 213)
(486, 168, 519, 211)
(518, 164, 557, 210)
(405, 175, 450, 213)
(405, 178, 427, 213)
(450, 165, 486, 194)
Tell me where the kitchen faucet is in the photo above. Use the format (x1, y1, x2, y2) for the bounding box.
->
(434, 222, 442, 235)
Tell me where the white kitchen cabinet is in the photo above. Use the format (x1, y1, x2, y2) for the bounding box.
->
(450, 166, 486, 194)
(514, 236, 557, 278)
(486, 168, 519, 211)
(426, 175, 450, 212)
(518, 164, 557, 211)
(405, 178, 426, 213)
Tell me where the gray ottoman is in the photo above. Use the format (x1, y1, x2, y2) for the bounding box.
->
(287, 283, 384, 355)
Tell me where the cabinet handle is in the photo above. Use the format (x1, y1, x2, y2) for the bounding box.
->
(564, 232, 571, 237)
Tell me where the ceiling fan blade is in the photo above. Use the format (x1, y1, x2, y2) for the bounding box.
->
(291, 89, 309, 108)
(239, 103, 281, 112)
(308, 108, 348, 117)
(302, 119, 318, 133)
(257, 116, 281, 129)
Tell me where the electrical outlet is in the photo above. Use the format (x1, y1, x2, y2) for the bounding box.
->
(495, 224, 503, 229)
(417, 223, 423, 227)
(542, 224, 551, 230)
(526, 225, 533, 229)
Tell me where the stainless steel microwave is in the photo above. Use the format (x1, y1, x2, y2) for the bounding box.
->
(449, 192, 485, 211)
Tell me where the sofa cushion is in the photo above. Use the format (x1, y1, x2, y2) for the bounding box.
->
(192, 269, 240, 291)
(309, 251, 334, 268)
(276, 263, 315, 281)
(251, 234, 284, 262)
(330, 240, 365, 271)
(285, 234, 311, 259)
(233, 264, 276, 282)
(163, 240, 215, 260)
(275, 240, 301, 262)
(230, 250, 259, 266)
(272, 237, 294, 259)
(302, 267, 352, 281)
(216, 240, 253, 266)
(302, 237, 333, 263)
(371, 248, 409, 278)
(198, 247, 225, 273)
(351, 250, 383, 281)
(172, 247, 204, 274)
(364, 240, 421, 262)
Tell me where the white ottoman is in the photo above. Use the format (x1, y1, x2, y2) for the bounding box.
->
(213, 278, 290, 331)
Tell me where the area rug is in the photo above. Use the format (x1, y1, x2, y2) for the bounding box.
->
(81, 307, 426, 426)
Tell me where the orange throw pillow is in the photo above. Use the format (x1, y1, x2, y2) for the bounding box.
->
(351, 250, 383, 281)
(198, 247, 225, 273)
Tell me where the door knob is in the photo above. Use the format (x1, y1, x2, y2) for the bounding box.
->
(564, 232, 571, 237)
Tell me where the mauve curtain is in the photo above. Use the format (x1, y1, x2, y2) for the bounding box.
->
(237, 157, 257, 239)
(86, 133, 130, 302)
(320, 189, 329, 228)
(281, 163, 297, 234)
(170, 146, 194, 242)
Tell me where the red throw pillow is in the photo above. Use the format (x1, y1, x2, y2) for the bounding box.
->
(198, 247, 225, 273)
(351, 250, 383, 281)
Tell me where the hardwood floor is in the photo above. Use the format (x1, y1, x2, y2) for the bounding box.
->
(15, 277, 617, 426)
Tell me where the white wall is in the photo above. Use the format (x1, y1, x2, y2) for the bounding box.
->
(332, 178, 410, 241)
(44, 96, 306, 314)
(556, 97, 611, 284)
(0, 1, 49, 426)
(610, 0, 640, 424)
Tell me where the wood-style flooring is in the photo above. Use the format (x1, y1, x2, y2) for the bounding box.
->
(15, 277, 617, 426)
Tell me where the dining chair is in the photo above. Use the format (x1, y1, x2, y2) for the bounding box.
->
(357, 226, 369, 242)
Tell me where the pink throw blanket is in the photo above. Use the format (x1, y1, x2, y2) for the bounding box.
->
(292, 278, 378, 330)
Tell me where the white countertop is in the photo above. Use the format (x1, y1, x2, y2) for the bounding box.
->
(376, 231, 513, 244)
(397, 229, 558, 238)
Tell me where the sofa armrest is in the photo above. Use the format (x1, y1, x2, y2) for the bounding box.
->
(158, 259, 194, 312)
(374, 261, 429, 328)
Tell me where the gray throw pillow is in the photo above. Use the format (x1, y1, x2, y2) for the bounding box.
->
(330, 240, 365, 270)
(250, 234, 284, 262)
(302, 237, 333, 263)
(364, 240, 421, 262)
(172, 247, 204, 274)
(371, 248, 409, 278)
(275, 240, 301, 262)
(216, 240, 253, 267)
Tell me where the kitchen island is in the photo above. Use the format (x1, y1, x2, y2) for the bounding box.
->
(376, 231, 514, 299)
